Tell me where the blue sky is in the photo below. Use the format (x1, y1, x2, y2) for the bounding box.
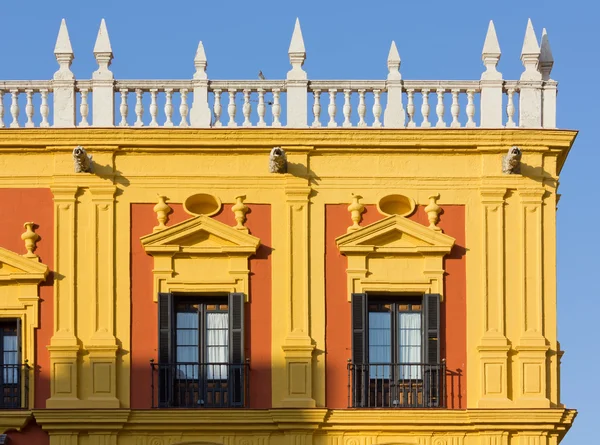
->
(1, 0, 597, 442)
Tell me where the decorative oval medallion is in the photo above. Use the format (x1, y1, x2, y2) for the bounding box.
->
(377, 193, 416, 217)
(183, 193, 222, 217)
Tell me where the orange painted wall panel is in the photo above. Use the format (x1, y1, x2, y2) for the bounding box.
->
(0, 189, 53, 409)
(130, 204, 272, 408)
(325, 204, 466, 409)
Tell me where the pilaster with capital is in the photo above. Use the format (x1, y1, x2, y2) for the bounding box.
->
(477, 188, 511, 407)
(47, 185, 80, 407)
(515, 189, 550, 407)
(85, 185, 119, 407)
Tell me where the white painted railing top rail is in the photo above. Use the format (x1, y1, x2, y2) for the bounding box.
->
(0, 18, 556, 129)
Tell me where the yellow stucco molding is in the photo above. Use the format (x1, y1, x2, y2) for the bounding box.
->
(336, 215, 455, 300)
(0, 127, 576, 152)
(0, 246, 49, 282)
(0, 410, 32, 434)
(0, 246, 49, 410)
(29, 408, 576, 436)
(141, 214, 260, 300)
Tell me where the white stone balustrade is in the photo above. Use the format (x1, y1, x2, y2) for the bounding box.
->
(0, 18, 556, 129)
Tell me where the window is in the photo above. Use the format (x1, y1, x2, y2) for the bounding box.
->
(0, 319, 24, 409)
(349, 293, 444, 408)
(154, 293, 247, 408)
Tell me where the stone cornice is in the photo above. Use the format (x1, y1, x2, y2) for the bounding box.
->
(28, 408, 576, 435)
(0, 128, 576, 151)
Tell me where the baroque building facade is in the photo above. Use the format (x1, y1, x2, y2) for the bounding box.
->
(0, 18, 576, 445)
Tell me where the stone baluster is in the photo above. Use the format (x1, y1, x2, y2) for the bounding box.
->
(179, 89, 189, 127)
(53, 19, 76, 127)
(164, 89, 174, 127)
(79, 88, 90, 126)
(420, 89, 431, 128)
(92, 19, 115, 126)
(435, 89, 446, 128)
(272, 89, 282, 126)
(134, 89, 144, 127)
(311, 89, 321, 127)
(40, 89, 49, 127)
(149, 89, 159, 127)
(213, 89, 222, 127)
(227, 89, 237, 127)
(190, 41, 211, 127)
(118, 89, 128, 127)
(25, 89, 34, 128)
(9, 90, 19, 128)
(540, 28, 556, 128)
(0, 90, 4, 128)
(286, 18, 308, 127)
(242, 89, 252, 127)
(466, 90, 476, 127)
(406, 89, 416, 128)
(383, 41, 405, 128)
(257, 88, 266, 127)
(519, 18, 543, 128)
(327, 89, 338, 127)
(357, 89, 367, 127)
(450, 89, 460, 128)
(373, 89, 382, 127)
(506, 88, 516, 128)
(342, 89, 352, 127)
(480, 20, 503, 128)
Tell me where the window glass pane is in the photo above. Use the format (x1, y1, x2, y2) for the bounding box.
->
(206, 312, 228, 379)
(176, 311, 198, 329)
(176, 330, 198, 346)
(369, 311, 391, 379)
(2, 331, 18, 384)
(398, 311, 422, 379)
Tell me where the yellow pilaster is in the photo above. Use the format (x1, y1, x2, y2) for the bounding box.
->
(477, 188, 510, 407)
(279, 148, 316, 408)
(85, 186, 119, 408)
(47, 185, 80, 407)
(514, 187, 550, 408)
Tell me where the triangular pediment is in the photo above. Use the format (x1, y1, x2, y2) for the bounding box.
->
(0, 246, 49, 282)
(336, 215, 455, 254)
(140, 215, 260, 255)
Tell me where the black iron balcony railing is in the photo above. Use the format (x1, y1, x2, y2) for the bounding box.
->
(348, 361, 446, 408)
(0, 362, 30, 409)
(151, 361, 249, 408)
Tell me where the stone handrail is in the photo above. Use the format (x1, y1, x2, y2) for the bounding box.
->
(0, 18, 557, 130)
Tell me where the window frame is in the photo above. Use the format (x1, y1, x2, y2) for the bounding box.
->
(156, 292, 247, 408)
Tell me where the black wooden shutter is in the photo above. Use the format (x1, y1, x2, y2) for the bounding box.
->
(228, 292, 245, 407)
(351, 293, 368, 407)
(423, 293, 440, 365)
(228, 293, 245, 364)
(16, 317, 22, 408)
(157, 293, 173, 407)
(351, 293, 368, 364)
(158, 293, 173, 364)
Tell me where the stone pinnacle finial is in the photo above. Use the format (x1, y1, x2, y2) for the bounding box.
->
(387, 41, 401, 80)
(54, 19, 74, 80)
(93, 19, 113, 79)
(481, 20, 502, 80)
(521, 18, 540, 55)
(540, 28, 554, 81)
(287, 18, 306, 80)
(520, 18, 541, 81)
(94, 19, 113, 54)
(193, 41, 208, 80)
(54, 18, 73, 54)
(288, 18, 306, 54)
